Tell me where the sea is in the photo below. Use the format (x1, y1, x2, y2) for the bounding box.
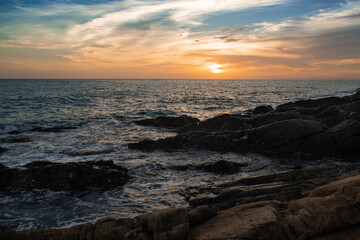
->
(1, 79, 360, 230)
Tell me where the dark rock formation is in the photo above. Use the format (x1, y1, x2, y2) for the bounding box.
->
(0, 146, 8, 154)
(7, 126, 77, 135)
(63, 148, 115, 156)
(2, 172, 360, 240)
(0, 137, 31, 143)
(191, 174, 360, 239)
(253, 105, 274, 115)
(173, 160, 247, 174)
(129, 89, 360, 160)
(198, 160, 247, 174)
(0, 160, 129, 191)
(134, 115, 200, 128)
(31, 126, 77, 133)
(187, 164, 360, 209)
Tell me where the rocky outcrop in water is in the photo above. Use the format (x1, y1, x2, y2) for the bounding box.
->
(0, 160, 129, 191)
(0, 137, 31, 143)
(172, 160, 247, 174)
(2, 169, 360, 240)
(134, 115, 200, 128)
(129, 89, 360, 160)
(187, 164, 360, 209)
(0, 146, 8, 154)
(7, 125, 77, 135)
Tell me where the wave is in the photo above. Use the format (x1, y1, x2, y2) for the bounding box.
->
(0, 124, 78, 135)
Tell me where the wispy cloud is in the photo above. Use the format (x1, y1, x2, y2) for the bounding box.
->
(0, 0, 360, 79)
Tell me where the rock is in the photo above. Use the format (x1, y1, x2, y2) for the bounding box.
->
(190, 201, 283, 240)
(130, 119, 332, 158)
(3, 173, 360, 240)
(191, 174, 360, 240)
(130, 89, 360, 160)
(187, 164, 360, 209)
(0, 137, 31, 143)
(134, 115, 200, 128)
(30, 126, 77, 133)
(188, 205, 219, 227)
(0, 146, 8, 154)
(147, 208, 189, 240)
(253, 105, 274, 115)
(327, 119, 360, 159)
(276, 96, 348, 112)
(0, 164, 12, 190)
(178, 111, 307, 134)
(172, 160, 247, 174)
(63, 148, 115, 156)
(0, 160, 129, 191)
(94, 216, 147, 240)
(197, 160, 247, 174)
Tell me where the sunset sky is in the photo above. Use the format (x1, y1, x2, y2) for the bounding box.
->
(0, 0, 360, 79)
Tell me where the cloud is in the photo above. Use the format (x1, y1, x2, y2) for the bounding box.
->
(66, 0, 286, 43)
(1, 0, 360, 79)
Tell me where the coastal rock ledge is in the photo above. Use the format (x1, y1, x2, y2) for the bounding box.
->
(0, 160, 129, 191)
(2, 170, 360, 239)
(129, 88, 360, 160)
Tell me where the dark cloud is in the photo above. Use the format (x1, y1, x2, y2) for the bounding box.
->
(215, 27, 247, 42)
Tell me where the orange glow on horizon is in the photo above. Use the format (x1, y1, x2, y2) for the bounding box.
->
(209, 64, 223, 74)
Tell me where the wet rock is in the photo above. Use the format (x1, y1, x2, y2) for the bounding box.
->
(30, 126, 77, 133)
(253, 105, 274, 115)
(187, 164, 360, 209)
(94, 216, 147, 240)
(134, 115, 200, 128)
(130, 119, 333, 158)
(178, 111, 307, 133)
(147, 207, 189, 240)
(188, 205, 219, 227)
(64, 148, 115, 156)
(0, 137, 31, 143)
(0, 164, 12, 190)
(0, 146, 8, 154)
(190, 174, 360, 240)
(327, 119, 360, 159)
(5, 173, 360, 240)
(197, 160, 247, 174)
(172, 160, 247, 174)
(130, 89, 360, 160)
(0, 160, 129, 191)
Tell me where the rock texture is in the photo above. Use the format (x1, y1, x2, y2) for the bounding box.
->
(172, 160, 247, 174)
(0, 146, 8, 154)
(0, 160, 129, 191)
(187, 164, 360, 209)
(134, 115, 200, 128)
(2, 172, 360, 240)
(0, 137, 31, 143)
(129, 89, 360, 160)
(6, 125, 77, 135)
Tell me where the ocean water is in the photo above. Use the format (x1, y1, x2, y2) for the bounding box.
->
(1, 79, 360, 230)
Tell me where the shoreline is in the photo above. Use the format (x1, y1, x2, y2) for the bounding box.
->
(1, 88, 360, 239)
(1, 165, 360, 239)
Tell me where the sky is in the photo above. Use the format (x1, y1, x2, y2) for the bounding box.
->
(0, 0, 360, 79)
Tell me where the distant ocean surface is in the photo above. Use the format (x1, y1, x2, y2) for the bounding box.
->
(1, 79, 360, 230)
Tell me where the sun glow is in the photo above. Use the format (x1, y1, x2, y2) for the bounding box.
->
(209, 64, 223, 74)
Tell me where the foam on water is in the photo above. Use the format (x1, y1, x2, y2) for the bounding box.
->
(1, 79, 360, 230)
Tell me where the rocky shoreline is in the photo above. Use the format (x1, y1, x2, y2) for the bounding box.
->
(1, 166, 360, 240)
(1, 89, 360, 239)
(0, 160, 129, 191)
(129, 88, 360, 160)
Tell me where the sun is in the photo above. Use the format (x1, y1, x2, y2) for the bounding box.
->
(209, 64, 223, 74)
